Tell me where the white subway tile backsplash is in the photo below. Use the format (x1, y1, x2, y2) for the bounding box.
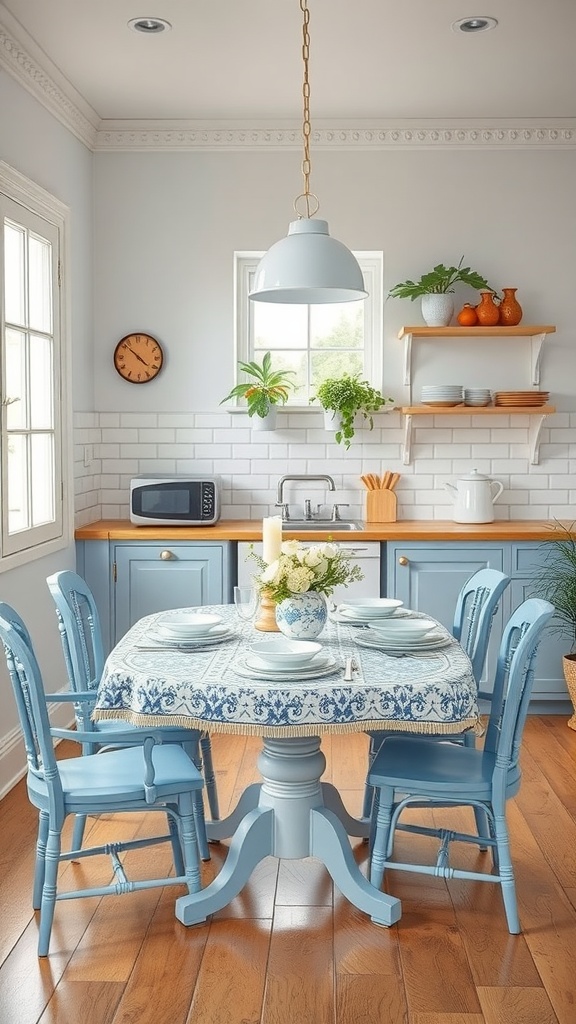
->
(74, 409, 576, 527)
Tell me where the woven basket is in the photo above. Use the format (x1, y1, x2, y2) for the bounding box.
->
(563, 655, 576, 731)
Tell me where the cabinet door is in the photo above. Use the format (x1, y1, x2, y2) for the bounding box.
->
(114, 543, 231, 643)
(511, 543, 568, 704)
(386, 542, 506, 689)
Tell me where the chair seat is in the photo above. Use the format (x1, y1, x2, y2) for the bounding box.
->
(28, 744, 203, 808)
(369, 736, 521, 799)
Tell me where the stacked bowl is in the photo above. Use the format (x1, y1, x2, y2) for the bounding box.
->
(421, 385, 463, 408)
(464, 388, 492, 407)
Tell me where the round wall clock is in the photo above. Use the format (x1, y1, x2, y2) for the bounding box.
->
(113, 333, 164, 383)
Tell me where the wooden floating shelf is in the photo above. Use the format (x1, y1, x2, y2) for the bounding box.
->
(401, 405, 555, 467)
(398, 325, 556, 339)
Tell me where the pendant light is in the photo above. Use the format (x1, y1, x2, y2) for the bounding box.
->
(249, 0, 367, 304)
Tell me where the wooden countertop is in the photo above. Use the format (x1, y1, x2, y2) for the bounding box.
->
(75, 519, 572, 542)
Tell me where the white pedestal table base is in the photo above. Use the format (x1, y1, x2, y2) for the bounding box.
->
(175, 735, 401, 928)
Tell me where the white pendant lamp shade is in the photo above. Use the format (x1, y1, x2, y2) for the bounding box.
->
(249, 218, 368, 304)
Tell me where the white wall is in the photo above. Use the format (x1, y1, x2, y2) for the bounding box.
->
(0, 68, 94, 795)
(90, 145, 576, 521)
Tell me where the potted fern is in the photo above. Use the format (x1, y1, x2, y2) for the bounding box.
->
(388, 256, 493, 327)
(220, 352, 296, 430)
(311, 374, 394, 450)
(531, 522, 576, 731)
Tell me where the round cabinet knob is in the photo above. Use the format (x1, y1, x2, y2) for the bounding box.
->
(160, 550, 174, 560)
(398, 556, 409, 566)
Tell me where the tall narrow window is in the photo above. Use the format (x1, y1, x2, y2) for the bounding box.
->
(234, 253, 383, 405)
(0, 164, 69, 566)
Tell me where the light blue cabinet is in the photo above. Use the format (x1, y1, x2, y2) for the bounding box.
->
(76, 539, 234, 651)
(386, 540, 568, 710)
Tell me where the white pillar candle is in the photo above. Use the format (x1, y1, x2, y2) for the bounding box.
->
(262, 515, 283, 564)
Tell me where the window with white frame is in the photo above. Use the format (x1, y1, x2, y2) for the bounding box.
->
(0, 163, 69, 568)
(234, 252, 383, 405)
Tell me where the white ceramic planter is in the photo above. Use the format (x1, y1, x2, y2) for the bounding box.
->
(251, 407, 277, 431)
(421, 294, 454, 327)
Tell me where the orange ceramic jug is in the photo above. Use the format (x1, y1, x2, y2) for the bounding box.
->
(476, 290, 500, 326)
(457, 303, 478, 327)
(499, 287, 523, 326)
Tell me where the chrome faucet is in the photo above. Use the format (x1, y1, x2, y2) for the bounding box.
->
(276, 474, 336, 519)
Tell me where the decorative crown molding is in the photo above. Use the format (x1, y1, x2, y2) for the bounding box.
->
(0, 24, 97, 150)
(1, 17, 575, 154)
(95, 122, 576, 152)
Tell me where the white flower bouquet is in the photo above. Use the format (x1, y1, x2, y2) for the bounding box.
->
(250, 539, 364, 604)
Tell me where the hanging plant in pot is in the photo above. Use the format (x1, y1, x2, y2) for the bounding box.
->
(388, 257, 494, 327)
(220, 351, 296, 430)
(311, 374, 394, 450)
(531, 522, 576, 730)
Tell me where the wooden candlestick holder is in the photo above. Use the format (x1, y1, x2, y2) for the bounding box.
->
(254, 590, 280, 632)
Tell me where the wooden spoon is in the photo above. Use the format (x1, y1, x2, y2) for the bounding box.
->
(361, 474, 374, 490)
(389, 472, 401, 491)
(368, 473, 380, 490)
(381, 471, 392, 490)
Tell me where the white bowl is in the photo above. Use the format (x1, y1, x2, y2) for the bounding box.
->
(248, 638, 322, 669)
(367, 617, 437, 640)
(157, 612, 223, 636)
(339, 598, 403, 619)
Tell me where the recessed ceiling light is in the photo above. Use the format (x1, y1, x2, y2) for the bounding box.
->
(128, 17, 172, 34)
(452, 16, 498, 34)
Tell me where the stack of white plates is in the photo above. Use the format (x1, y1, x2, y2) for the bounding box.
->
(248, 638, 322, 670)
(367, 617, 437, 641)
(234, 649, 338, 682)
(464, 388, 492, 407)
(355, 629, 452, 653)
(337, 598, 404, 625)
(420, 385, 463, 407)
(149, 610, 232, 646)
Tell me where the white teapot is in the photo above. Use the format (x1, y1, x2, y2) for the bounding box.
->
(444, 469, 504, 524)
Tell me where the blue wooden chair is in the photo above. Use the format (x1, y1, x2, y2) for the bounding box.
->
(0, 602, 204, 957)
(368, 597, 554, 934)
(361, 568, 511, 819)
(46, 570, 219, 859)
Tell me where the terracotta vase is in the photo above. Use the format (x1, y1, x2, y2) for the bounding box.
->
(498, 287, 523, 327)
(457, 303, 478, 327)
(476, 290, 500, 326)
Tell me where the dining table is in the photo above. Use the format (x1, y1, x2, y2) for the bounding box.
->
(93, 604, 479, 929)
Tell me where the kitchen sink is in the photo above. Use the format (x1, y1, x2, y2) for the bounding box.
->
(281, 520, 364, 532)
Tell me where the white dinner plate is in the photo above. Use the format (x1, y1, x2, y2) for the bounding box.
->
(355, 632, 452, 653)
(335, 607, 413, 626)
(156, 622, 229, 641)
(147, 625, 233, 647)
(232, 652, 339, 682)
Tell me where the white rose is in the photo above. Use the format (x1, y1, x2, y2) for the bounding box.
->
(281, 539, 301, 556)
(261, 560, 280, 584)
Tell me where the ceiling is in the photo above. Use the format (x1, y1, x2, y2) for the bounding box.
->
(0, 0, 574, 126)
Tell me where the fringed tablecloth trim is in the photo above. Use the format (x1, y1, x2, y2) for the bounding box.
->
(93, 708, 480, 738)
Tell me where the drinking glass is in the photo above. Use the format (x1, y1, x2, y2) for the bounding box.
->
(233, 586, 260, 622)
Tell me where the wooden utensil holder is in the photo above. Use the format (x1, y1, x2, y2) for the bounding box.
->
(366, 489, 397, 523)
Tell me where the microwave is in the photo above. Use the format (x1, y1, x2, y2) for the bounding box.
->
(130, 476, 221, 526)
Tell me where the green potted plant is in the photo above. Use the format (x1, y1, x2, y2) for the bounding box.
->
(311, 373, 394, 450)
(531, 521, 576, 730)
(220, 351, 296, 429)
(388, 256, 493, 327)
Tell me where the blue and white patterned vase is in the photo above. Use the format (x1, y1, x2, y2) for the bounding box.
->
(275, 591, 328, 639)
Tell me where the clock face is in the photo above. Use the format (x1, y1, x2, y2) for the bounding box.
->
(113, 333, 164, 383)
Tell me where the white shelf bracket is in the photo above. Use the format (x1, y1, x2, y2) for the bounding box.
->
(403, 414, 413, 465)
(530, 332, 546, 386)
(403, 333, 413, 389)
(528, 413, 547, 465)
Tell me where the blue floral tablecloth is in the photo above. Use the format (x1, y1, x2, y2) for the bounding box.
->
(93, 606, 479, 738)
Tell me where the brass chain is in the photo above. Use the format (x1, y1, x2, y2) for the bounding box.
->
(295, 0, 319, 218)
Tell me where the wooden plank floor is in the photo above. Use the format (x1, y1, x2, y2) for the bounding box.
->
(0, 717, 575, 1024)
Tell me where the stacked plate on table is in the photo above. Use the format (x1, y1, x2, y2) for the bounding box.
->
(420, 385, 463, 407)
(233, 638, 338, 682)
(464, 388, 492, 407)
(148, 610, 233, 647)
(334, 597, 408, 626)
(355, 616, 452, 653)
(494, 391, 549, 407)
